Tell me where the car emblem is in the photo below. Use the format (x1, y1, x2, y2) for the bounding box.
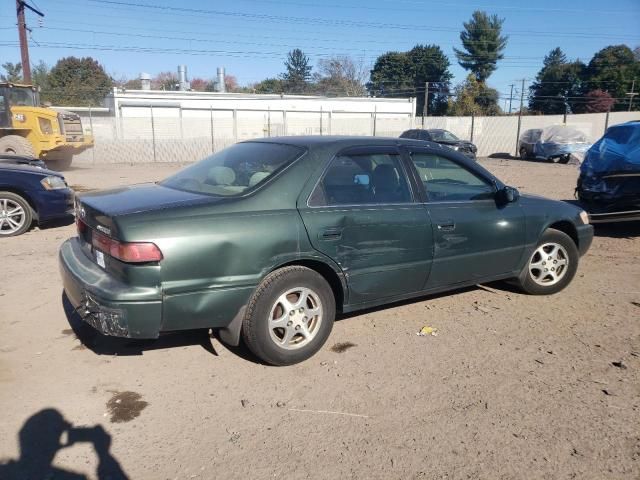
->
(96, 225, 111, 235)
(79, 207, 86, 219)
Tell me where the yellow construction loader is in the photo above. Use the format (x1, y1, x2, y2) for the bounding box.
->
(0, 82, 94, 169)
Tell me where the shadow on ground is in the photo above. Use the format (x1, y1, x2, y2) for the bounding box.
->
(592, 221, 640, 238)
(0, 409, 129, 479)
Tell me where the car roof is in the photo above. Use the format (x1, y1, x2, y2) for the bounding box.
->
(243, 135, 443, 150)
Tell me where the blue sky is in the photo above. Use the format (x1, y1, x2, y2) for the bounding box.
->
(1, 0, 639, 108)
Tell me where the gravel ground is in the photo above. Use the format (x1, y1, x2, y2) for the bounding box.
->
(1, 158, 639, 480)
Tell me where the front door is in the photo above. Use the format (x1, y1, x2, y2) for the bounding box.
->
(406, 149, 526, 289)
(298, 146, 433, 305)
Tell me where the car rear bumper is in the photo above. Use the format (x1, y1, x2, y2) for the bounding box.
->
(59, 238, 162, 338)
(576, 224, 594, 256)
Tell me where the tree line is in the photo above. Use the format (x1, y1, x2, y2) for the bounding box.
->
(1, 10, 638, 114)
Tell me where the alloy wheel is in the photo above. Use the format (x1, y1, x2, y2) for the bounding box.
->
(268, 287, 323, 350)
(0, 198, 26, 235)
(528, 242, 569, 286)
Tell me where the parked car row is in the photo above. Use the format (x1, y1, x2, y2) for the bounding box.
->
(8, 124, 639, 365)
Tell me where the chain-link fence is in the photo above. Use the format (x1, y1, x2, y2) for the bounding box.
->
(71, 108, 639, 164)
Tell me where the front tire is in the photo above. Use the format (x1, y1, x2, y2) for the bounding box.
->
(0, 191, 33, 237)
(0, 135, 36, 157)
(242, 266, 336, 366)
(514, 228, 579, 295)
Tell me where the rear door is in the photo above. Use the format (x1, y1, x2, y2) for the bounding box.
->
(298, 145, 433, 305)
(405, 147, 526, 288)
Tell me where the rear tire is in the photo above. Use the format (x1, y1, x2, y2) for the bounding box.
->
(0, 135, 36, 157)
(242, 266, 336, 366)
(0, 191, 33, 237)
(519, 147, 528, 160)
(514, 228, 579, 295)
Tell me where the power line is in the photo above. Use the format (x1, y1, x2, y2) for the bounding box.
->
(84, 0, 640, 40)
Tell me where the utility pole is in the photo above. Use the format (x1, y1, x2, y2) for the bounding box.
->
(627, 79, 637, 112)
(421, 81, 429, 128)
(15, 0, 44, 84)
(515, 78, 526, 156)
(508, 84, 514, 114)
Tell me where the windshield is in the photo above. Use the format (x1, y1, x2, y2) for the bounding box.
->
(430, 130, 459, 142)
(5, 87, 37, 107)
(161, 142, 304, 196)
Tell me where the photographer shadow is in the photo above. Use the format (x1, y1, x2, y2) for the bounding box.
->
(0, 409, 129, 480)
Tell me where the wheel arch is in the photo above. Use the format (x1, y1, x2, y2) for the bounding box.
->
(547, 220, 578, 248)
(0, 187, 39, 220)
(268, 258, 347, 313)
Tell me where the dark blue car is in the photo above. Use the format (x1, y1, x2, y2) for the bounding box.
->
(0, 155, 74, 236)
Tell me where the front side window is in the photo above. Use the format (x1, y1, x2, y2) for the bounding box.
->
(429, 130, 459, 142)
(162, 142, 304, 196)
(309, 153, 412, 206)
(411, 153, 494, 202)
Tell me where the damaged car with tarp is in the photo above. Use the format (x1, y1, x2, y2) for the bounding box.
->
(576, 121, 640, 223)
(519, 125, 591, 164)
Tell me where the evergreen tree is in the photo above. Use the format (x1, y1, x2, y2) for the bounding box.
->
(454, 11, 508, 82)
(282, 49, 312, 94)
(528, 48, 586, 114)
(1, 62, 23, 83)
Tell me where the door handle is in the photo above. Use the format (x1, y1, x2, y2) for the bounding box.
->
(436, 220, 455, 231)
(320, 228, 343, 240)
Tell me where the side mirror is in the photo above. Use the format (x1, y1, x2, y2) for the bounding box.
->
(498, 186, 519, 204)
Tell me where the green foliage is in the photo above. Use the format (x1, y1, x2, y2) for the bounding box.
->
(454, 11, 508, 82)
(31, 61, 50, 92)
(44, 57, 112, 106)
(529, 48, 586, 114)
(282, 49, 312, 93)
(447, 74, 501, 116)
(251, 78, 284, 94)
(368, 45, 452, 115)
(529, 45, 639, 114)
(1, 62, 23, 83)
(585, 45, 639, 111)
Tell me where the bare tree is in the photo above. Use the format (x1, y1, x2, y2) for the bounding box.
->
(314, 56, 367, 96)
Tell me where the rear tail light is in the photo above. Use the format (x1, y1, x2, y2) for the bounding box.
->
(91, 230, 163, 263)
(77, 218, 87, 234)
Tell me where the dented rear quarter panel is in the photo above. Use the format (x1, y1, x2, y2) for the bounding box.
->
(111, 142, 345, 331)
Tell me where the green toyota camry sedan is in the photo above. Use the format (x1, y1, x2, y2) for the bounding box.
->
(59, 136, 593, 365)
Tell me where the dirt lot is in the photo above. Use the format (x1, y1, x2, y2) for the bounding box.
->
(1, 158, 639, 479)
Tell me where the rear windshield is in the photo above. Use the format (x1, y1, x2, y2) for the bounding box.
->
(161, 142, 304, 196)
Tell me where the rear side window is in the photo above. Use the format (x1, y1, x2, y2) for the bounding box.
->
(161, 142, 304, 197)
(411, 153, 494, 202)
(400, 130, 416, 139)
(309, 153, 412, 206)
